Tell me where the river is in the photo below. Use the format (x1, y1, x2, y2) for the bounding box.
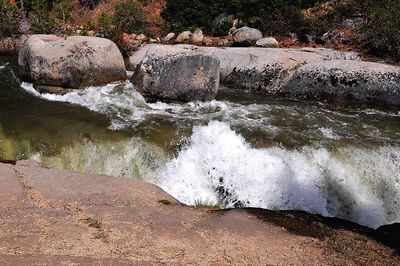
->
(1, 57, 400, 229)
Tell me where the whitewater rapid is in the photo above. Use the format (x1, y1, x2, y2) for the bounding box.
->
(19, 81, 400, 229)
(157, 121, 400, 229)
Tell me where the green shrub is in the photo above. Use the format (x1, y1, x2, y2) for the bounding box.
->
(0, 0, 20, 38)
(96, 11, 113, 38)
(28, 0, 57, 34)
(356, 0, 400, 61)
(162, 0, 318, 35)
(112, 0, 149, 35)
(54, 0, 74, 33)
(79, 0, 101, 10)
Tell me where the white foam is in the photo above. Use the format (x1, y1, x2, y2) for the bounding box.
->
(157, 121, 400, 228)
(0, 63, 8, 70)
(19, 82, 279, 133)
(319, 127, 339, 139)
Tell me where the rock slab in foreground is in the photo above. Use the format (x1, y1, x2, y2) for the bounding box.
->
(131, 45, 220, 102)
(0, 161, 399, 265)
(19, 35, 127, 90)
(281, 60, 400, 108)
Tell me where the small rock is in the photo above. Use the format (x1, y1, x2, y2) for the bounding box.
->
(149, 38, 158, 43)
(233, 27, 262, 46)
(176, 31, 192, 43)
(75, 30, 82, 36)
(191, 28, 204, 44)
(122, 32, 133, 44)
(217, 39, 229, 46)
(203, 38, 213, 46)
(136, 34, 148, 42)
(164, 32, 176, 43)
(87, 30, 96, 37)
(256, 37, 279, 48)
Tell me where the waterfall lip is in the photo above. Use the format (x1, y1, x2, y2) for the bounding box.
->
(156, 121, 400, 229)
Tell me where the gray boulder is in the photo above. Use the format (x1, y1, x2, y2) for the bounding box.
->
(131, 45, 220, 102)
(233, 27, 262, 46)
(256, 37, 279, 48)
(203, 47, 327, 93)
(19, 35, 127, 90)
(281, 60, 400, 108)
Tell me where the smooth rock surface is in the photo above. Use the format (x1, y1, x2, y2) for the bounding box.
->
(281, 60, 400, 108)
(130, 45, 220, 102)
(19, 35, 127, 89)
(0, 161, 399, 265)
(233, 27, 263, 45)
(204, 47, 328, 92)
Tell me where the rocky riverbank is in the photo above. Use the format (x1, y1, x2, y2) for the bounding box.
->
(129, 44, 400, 109)
(0, 160, 399, 265)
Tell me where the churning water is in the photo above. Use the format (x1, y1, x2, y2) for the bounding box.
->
(1, 57, 400, 229)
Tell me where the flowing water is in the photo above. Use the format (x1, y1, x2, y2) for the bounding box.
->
(1, 57, 400, 229)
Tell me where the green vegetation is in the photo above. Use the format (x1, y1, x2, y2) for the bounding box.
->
(28, 0, 57, 34)
(54, 0, 74, 33)
(82, 217, 102, 229)
(355, 233, 369, 242)
(0, 0, 20, 38)
(96, 11, 113, 38)
(1, 0, 400, 62)
(79, 0, 101, 10)
(194, 199, 221, 210)
(158, 199, 172, 205)
(112, 0, 150, 36)
(162, 0, 320, 36)
(355, 0, 400, 61)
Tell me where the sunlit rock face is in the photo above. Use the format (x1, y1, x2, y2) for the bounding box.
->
(18, 35, 127, 92)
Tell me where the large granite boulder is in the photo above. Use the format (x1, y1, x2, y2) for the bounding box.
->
(130, 45, 220, 102)
(203, 47, 329, 93)
(233, 27, 263, 46)
(19, 35, 127, 90)
(281, 60, 400, 108)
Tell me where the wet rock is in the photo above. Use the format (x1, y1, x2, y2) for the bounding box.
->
(164, 32, 176, 43)
(19, 35, 127, 90)
(233, 26, 262, 46)
(256, 37, 279, 48)
(281, 60, 400, 109)
(176, 31, 192, 43)
(130, 45, 220, 102)
(191, 28, 204, 44)
(376, 223, 400, 250)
